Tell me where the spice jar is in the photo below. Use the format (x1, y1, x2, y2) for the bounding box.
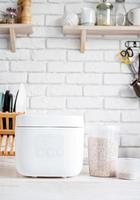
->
(88, 125, 119, 177)
(96, 0, 114, 26)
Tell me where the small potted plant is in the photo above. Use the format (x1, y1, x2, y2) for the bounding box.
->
(6, 7, 17, 24)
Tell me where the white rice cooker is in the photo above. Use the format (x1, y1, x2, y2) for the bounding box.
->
(15, 115, 84, 177)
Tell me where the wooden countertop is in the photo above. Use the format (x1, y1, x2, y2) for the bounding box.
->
(0, 157, 140, 200)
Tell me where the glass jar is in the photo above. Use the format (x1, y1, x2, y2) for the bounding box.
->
(88, 125, 119, 177)
(96, 0, 114, 26)
(115, 0, 126, 26)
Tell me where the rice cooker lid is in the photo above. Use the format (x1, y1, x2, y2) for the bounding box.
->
(16, 115, 84, 128)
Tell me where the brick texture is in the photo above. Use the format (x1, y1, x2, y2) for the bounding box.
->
(1, 0, 140, 161)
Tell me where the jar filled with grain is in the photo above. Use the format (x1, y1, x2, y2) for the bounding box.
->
(88, 125, 119, 177)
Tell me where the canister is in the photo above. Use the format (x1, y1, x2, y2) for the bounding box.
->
(88, 125, 119, 177)
(96, 0, 114, 26)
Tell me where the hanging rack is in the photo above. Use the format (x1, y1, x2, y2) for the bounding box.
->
(125, 41, 140, 49)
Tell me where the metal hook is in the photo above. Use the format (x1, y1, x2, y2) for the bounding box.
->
(125, 41, 140, 49)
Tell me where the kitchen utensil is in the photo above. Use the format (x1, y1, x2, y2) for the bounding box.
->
(128, 64, 137, 78)
(15, 84, 26, 113)
(63, 13, 79, 26)
(96, 0, 114, 26)
(130, 53, 140, 97)
(80, 7, 95, 25)
(117, 158, 140, 180)
(9, 93, 13, 129)
(3, 90, 10, 112)
(0, 93, 4, 111)
(120, 47, 134, 58)
(3, 90, 13, 129)
(13, 90, 19, 112)
(127, 7, 140, 26)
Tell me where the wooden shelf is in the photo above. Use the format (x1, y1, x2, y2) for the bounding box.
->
(0, 24, 33, 52)
(63, 25, 140, 53)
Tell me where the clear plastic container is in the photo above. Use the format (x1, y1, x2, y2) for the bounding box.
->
(117, 158, 140, 180)
(115, 0, 126, 26)
(88, 125, 119, 177)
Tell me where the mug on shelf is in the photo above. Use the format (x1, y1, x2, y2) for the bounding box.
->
(80, 7, 96, 25)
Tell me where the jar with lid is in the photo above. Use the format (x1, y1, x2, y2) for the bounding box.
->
(88, 125, 119, 177)
(96, 0, 114, 26)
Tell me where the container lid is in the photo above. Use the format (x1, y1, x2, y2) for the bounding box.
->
(16, 115, 84, 128)
(97, 2, 113, 10)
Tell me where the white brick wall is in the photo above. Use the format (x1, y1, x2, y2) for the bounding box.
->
(1, 0, 140, 162)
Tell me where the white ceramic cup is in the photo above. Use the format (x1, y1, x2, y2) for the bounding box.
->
(80, 8, 95, 25)
(127, 8, 140, 25)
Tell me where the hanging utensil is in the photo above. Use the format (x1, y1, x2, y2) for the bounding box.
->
(130, 53, 140, 97)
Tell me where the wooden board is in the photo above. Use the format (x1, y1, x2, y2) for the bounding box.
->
(63, 25, 140, 35)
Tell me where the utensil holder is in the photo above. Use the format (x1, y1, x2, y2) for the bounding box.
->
(0, 112, 23, 156)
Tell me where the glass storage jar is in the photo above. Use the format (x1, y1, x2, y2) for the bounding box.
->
(96, 0, 114, 26)
(88, 125, 119, 177)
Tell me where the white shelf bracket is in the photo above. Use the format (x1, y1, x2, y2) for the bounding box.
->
(9, 28, 16, 52)
(80, 30, 87, 53)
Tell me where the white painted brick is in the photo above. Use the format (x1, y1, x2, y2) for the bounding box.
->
(11, 61, 46, 72)
(86, 39, 120, 50)
(0, 50, 30, 60)
(32, 50, 66, 61)
(66, 73, 102, 84)
(121, 135, 140, 147)
(119, 147, 140, 158)
(68, 50, 103, 61)
(46, 27, 63, 38)
(85, 110, 120, 122)
(7, 85, 46, 98)
(29, 73, 65, 83)
(0, 73, 27, 83)
(45, 15, 62, 26)
(32, 3, 64, 15)
(0, 0, 140, 154)
(119, 123, 140, 135)
(26, 85, 46, 97)
(32, 15, 45, 26)
(104, 74, 132, 85)
(48, 62, 83, 72)
(32, 27, 63, 38)
(0, 61, 9, 72)
(31, 97, 65, 109)
(85, 62, 120, 73)
(104, 51, 120, 62)
(67, 97, 103, 109)
(16, 38, 45, 49)
(32, 27, 47, 37)
(105, 98, 139, 109)
(47, 38, 79, 49)
(0, 39, 8, 49)
(122, 111, 140, 122)
(84, 85, 121, 97)
(47, 85, 82, 96)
